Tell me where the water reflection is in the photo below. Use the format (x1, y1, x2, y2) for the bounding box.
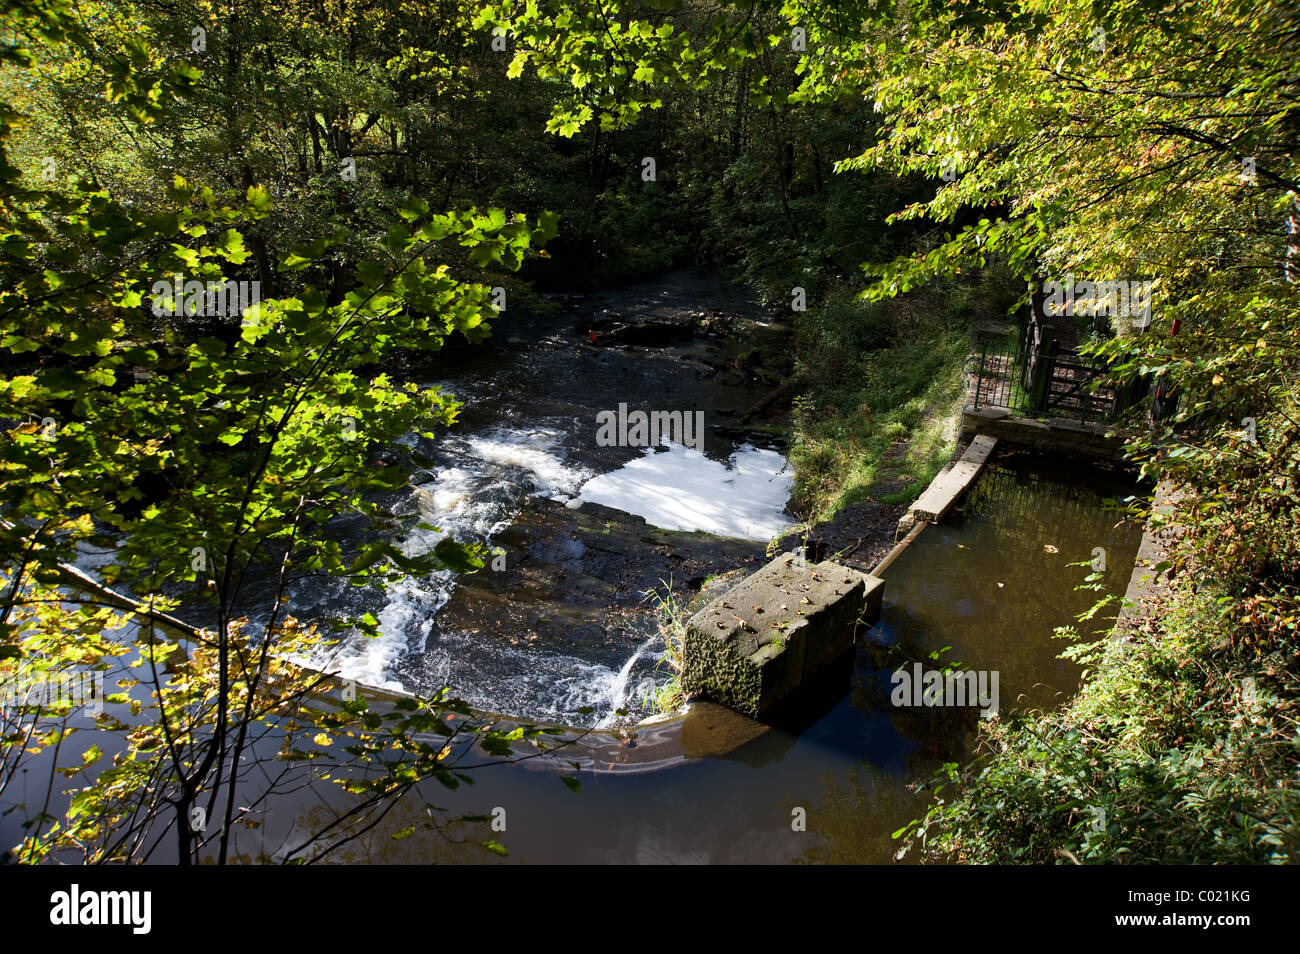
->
(4, 453, 1144, 864)
(286, 454, 1146, 863)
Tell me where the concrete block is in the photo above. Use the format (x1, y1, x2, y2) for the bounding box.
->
(681, 552, 883, 718)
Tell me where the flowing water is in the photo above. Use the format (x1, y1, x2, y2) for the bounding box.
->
(253, 450, 1143, 864)
(2, 272, 1150, 863)
(281, 270, 795, 725)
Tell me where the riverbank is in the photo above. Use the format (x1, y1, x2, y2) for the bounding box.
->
(741, 270, 1022, 573)
(897, 496, 1300, 864)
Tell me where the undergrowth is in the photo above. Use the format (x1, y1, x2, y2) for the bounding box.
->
(788, 269, 1020, 521)
(641, 580, 689, 714)
(896, 574, 1300, 864)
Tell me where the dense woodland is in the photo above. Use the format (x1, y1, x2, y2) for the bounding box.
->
(1, 0, 1297, 864)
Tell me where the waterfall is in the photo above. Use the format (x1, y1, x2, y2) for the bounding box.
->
(596, 636, 661, 728)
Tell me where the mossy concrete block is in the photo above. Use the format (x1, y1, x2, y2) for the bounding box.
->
(681, 552, 884, 718)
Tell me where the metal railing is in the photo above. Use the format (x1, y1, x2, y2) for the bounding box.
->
(971, 342, 1125, 425)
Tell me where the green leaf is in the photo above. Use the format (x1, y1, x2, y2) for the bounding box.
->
(246, 185, 273, 212)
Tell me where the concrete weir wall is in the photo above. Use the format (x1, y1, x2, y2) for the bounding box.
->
(962, 405, 1122, 457)
(681, 552, 884, 719)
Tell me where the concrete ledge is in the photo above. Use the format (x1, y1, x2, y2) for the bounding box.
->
(962, 405, 1124, 458)
(681, 552, 883, 719)
(1117, 481, 1177, 629)
(873, 520, 926, 577)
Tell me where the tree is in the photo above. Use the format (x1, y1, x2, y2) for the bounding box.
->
(1, 0, 563, 863)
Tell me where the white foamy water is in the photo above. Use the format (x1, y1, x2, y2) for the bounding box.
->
(595, 635, 661, 728)
(462, 427, 591, 500)
(326, 577, 440, 690)
(577, 442, 795, 541)
(322, 427, 794, 720)
(324, 425, 592, 690)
